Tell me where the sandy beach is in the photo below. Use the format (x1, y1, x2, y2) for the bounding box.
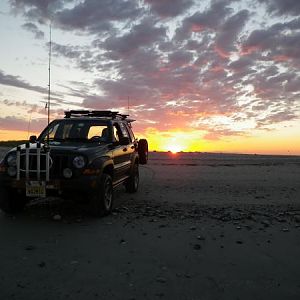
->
(1, 148, 300, 299)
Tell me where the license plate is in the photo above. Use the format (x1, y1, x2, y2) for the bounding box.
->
(26, 181, 46, 198)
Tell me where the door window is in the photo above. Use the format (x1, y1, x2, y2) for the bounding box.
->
(113, 124, 122, 142)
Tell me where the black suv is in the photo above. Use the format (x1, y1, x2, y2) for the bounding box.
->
(0, 111, 148, 216)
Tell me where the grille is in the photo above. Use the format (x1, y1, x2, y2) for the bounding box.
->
(50, 154, 70, 178)
(18, 153, 70, 179)
(15, 143, 78, 181)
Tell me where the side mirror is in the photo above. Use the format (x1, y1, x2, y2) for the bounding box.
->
(119, 137, 130, 145)
(29, 135, 37, 143)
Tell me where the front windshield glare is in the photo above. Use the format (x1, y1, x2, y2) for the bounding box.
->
(39, 121, 110, 143)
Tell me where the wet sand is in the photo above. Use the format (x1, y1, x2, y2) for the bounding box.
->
(0, 149, 300, 299)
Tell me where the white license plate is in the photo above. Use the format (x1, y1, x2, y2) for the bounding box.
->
(26, 181, 46, 198)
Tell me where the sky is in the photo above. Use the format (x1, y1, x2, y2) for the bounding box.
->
(0, 0, 300, 154)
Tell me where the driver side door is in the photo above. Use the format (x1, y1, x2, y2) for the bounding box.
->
(112, 123, 131, 182)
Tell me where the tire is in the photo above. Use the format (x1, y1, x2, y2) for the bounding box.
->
(88, 173, 113, 217)
(0, 188, 27, 214)
(138, 139, 148, 165)
(125, 163, 139, 193)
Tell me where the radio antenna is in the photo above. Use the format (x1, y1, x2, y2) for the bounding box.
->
(47, 22, 52, 127)
(127, 95, 130, 115)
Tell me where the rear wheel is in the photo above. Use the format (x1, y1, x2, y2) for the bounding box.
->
(125, 163, 139, 193)
(88, 173, 113, 217)
(0, 188, 27, 214)
(138, 139, 148, 165)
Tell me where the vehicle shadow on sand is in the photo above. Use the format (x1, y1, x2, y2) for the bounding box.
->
(0, 185, 133, 224)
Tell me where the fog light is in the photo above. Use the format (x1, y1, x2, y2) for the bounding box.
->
(7, 166, 17, 177)
(63, 168, 72, 178)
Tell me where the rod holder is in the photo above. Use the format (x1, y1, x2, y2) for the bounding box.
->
(16, 146, 21, 180)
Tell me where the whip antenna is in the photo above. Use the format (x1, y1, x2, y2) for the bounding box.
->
(47, 22, 52, 126)
(127, 95, 130, 115)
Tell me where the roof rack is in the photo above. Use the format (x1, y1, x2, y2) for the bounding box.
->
(64, 110, 132, 121)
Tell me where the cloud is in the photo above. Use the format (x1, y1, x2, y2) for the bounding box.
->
(167, 50, 193, 68)
(9, 0, 67, 18)
(175, 0, 233, 40)
(228, 56, 253, 71)
(203, 128, 244, 140)
(10, 0, 142, 34)
(103, 19, 166, 56)
(242, 18, 300, 61)
(55, 0, 141, 33)
(215, 9, 250, 56)
(0, 69, 48, 94)
(2, 99, 40, 113)
(145, 0, 194, 17)
(259, 0, 300, 16)
(256, 110, 298, 128)
(22, 22, 44, 39)
(0, 116, 47, 132)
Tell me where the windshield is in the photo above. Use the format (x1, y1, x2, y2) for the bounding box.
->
(39, 120, 111, 143)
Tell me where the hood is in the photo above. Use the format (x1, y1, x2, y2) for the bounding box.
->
(8, 141, 110, 156)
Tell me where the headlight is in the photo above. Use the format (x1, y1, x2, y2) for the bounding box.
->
(7, 152, 17, 167)
(7, 166, 17, 177)
(73, 156, 85, 169)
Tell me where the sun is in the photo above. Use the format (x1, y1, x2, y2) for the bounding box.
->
(168, 144, 184, 154)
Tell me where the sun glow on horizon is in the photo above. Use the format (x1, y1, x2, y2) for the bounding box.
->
(168, 144, 184, 154)
(2, 123, 300, 155)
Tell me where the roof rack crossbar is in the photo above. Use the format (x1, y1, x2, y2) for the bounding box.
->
(64, 110, 132, 120)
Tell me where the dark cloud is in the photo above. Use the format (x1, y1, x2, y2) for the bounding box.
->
(55, 0, 141, 33)
(242, 18, 300, 61)
(259, 0, 300, 16)
(256, 110, 298, 128)
(145, 0, 194, 17)
(9, 0, 67, 19)
(10, 0, 142, 35)
(50, 42, 99, 72)
(284, 76, 300, 93)
(51, 42, 82, 59)
(22, 22, 44, 39)
(215, 9, 249, 56)
(228, 56, 253, 71)
(103, 19, 166, 56)
(175, 0, 233, 40)
(168, 51, 193, 68)
(0, 69, 48, 94)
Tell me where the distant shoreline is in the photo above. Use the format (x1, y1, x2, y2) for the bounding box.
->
(0, 141, 299, 157)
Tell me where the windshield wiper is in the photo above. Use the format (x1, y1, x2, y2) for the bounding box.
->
(64, 138, 88, 142)
(40, 138, 65, 142)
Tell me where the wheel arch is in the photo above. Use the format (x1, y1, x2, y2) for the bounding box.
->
(103, 163, 114, 178)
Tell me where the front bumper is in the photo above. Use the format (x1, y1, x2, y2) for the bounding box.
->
(0, 174, 100, 197)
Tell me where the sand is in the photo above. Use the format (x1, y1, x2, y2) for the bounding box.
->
(0, 149, 300, 299)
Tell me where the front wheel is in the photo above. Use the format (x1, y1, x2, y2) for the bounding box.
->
(88, 173, 114, 217)
(0, 188, 27, 214)
(125, 163, 139, 193)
